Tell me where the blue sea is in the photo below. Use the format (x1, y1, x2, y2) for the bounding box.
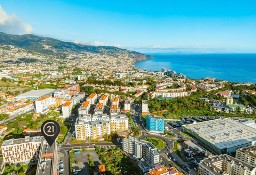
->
(135, 53, 256, 83)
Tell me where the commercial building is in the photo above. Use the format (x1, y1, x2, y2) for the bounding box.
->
(122, 137, 160, 173)
(146, 115, 164, 133)
(15, 89, 55, 100)
(183, 118, 256, 154)
(198, 154, 256, 175)
(236, 146, 256, 167)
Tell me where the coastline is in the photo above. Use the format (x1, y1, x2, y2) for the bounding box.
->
(133, 53, 256, 84)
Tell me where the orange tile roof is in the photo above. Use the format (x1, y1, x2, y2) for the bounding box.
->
(146, 166, 168, 175)
(96, 103, 103, 109)
(82, 101, 89, 108)
(37, 96, 50, 101)
(113, 97, 119, 102)
(98, 165, 106, 173)
(63, 101, 72, 107)
(111, 105, 117, 110)
(100, 95, 107, 100)
(41, 153, 53, 159)
(88, 93, 97, 99)
(0, 126, 7, 130)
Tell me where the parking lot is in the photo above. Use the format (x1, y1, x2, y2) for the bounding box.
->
(71, 149, 101, 175)
(168, 116, 219, 128)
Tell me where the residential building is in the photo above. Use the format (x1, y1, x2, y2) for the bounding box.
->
(62, 100, 73, 118)
(0, 126, 7, 135)
(79, 101, 90, 115)
(183, 118, 256, 154)
(198, 154, 256, 175)
(236, 146, 256, 167)
(142, 100, 150, 115)
(124, 99, 131, 113)
(146, 165, 182, 175)
(1, 136, 42, 164)
(122, 137, 160, 173)
(75, 114, 128, 140)
(110, 114, 129, 132)
(35, 96, 56, 114)
(146, 115, 164, 133)
(36, 141, 58, 175)
(86, 93, 98, 105)
(99, 95, 108, 105)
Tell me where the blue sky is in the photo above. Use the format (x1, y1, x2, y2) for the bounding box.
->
(0, 0, 256, 52)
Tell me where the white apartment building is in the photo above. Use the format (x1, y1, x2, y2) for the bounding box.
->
(99, 95, 108, 106)
(62, 100, 73, 118)
(122, 137, 160, 167)
(75, 114, 128, 140)
(154, 91, 189, 98)
(110, 115, 129, 132)
(142, 100, 150, 115)
(35, 96, 56, 114)
(124, 99, 131, 113)
(236, 146, 256, 167)
(198, 154, 256, 175)
(79, 101, 90, 115)
(86, 93, 98, 105)
(1, 136, 43, 164)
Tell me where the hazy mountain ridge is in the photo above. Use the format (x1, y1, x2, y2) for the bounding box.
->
(0, 32, 147, 61)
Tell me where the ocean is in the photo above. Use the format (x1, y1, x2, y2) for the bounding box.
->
(135, 53, 256, 83)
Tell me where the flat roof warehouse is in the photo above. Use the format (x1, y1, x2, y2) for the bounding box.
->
(15, 89, 55, 100)
(183, 118, 256, 154)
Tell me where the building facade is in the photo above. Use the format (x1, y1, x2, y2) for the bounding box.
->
(146, 115, 164, 133)
(198, 154, 256, 175)
(236, 146, 256, 167)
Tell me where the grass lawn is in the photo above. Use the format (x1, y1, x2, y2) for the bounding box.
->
(5, 111, 68, 143)
(96, 147, 140, 175)
(143, 137, 166, 150)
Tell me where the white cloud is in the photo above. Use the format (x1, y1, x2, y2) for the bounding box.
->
(74, 40, 122, 47)
(0, 5, 32, 34)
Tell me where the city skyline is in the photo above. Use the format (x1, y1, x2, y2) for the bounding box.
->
(0, 0, 256, 52)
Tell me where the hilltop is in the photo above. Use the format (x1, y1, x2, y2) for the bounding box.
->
(0, 32, 147, 61)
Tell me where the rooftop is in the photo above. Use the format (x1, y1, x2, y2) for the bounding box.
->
(184, 118, 256, 149)
(2, 136, 43, 146)
(15, 89, 55, 100)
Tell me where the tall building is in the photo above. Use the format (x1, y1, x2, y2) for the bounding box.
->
(236, 146, 256, 167)
(124, 99, 131, 113)
(122, 137, 160, 167)
(198, 154, 256, 175)
(183, 118, 256, 154)
(79, 101, 90, 115)
(146, 115, 164, 133)
(62, 100, 73, 118)
(36, 141, 58, 175)
(86, 93, 98, 105)
(142, 100, 150, 115)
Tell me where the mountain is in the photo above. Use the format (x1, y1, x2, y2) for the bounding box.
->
(0, 32, 147, 61)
